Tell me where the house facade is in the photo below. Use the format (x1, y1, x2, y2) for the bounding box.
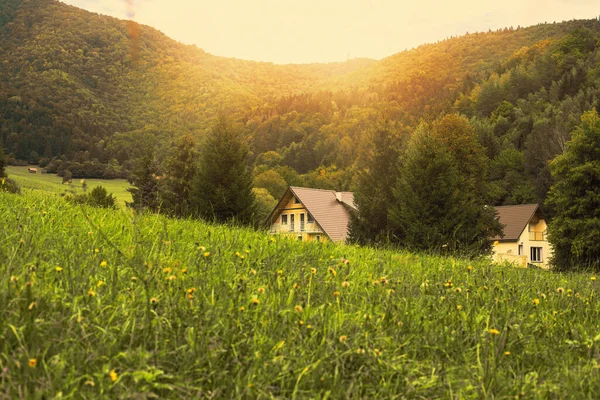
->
(492, 204, 553, 268)
(266, 187, 356, 243)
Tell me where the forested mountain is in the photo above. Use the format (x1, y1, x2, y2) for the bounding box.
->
(1, 0, 600, 208)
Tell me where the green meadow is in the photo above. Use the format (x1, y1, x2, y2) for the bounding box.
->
(1, 190, 600, 398)
(6, 166, 132, 206)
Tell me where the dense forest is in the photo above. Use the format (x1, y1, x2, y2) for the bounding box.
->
(1, 0, 600, 210)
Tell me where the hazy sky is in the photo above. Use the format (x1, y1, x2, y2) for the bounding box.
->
(60, 0, 599, 64)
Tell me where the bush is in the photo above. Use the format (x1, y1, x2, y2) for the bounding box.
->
(0, 177, 21, 194)
(65, 185, 116, 209)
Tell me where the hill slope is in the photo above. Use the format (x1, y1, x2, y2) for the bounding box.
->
(1, 0, 600, 205)
(1, 190, 600, 397)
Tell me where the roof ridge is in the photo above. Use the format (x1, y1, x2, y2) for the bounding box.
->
(290, 186, 336, 193)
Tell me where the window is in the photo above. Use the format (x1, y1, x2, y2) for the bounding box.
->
(294, 196, 301, 204)
(530, 247, 543, 262)
(518, 244, 523, 256)
(281, 214, 288, 225)
(316, 235, 321, 242)
(307, 213, 314, 223)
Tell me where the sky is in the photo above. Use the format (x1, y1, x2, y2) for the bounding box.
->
(60, 0, 599, 64)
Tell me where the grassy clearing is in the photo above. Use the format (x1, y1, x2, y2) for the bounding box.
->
(1, 191, 600, 398)
(6, 166, 132, 206)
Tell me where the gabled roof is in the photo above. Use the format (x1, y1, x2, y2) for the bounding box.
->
(266, 186, 354, 242)
(493, 204, 540, 241)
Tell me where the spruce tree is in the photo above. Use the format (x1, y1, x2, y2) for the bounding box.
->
(348, 121, 405, 244)
(547, 110, 600, 270)
(163, 134, 199, 217)
(128, 150, 162, 211)
(191, 117, 255, 225)
(0, 144, 6, 178)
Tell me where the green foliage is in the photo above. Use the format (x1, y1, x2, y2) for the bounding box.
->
(3, 191, 600, 397)
(0, 144, 6, 178)
(253, 169, 287, 200)
(162, 134, 199, 217)
(0, 177, 20, 194)
(547, 110, 600, 270)
(191, 117, 255, 225)
(349, 121, 405, 244)
(252, 187, 278, 226)
(128, 151, 162, 211)
(66, 185, 116, 209)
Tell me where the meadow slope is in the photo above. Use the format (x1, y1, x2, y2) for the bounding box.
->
(1, 191, 600, 398)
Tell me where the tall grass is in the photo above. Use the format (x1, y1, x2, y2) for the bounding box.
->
(1, 191, 599, 398)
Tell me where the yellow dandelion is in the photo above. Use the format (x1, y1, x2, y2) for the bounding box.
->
(55, 266, 63, 272)
(591, 276, 597, 281)
(150, 297, 158, 305)
(374, 348, 382, 356)
(97, 280, 104, 287)
(293, 282, 300, 289)
(277, 269, 283, 275)
(94, 248, 100, 253)
(250, 269, 257, 275)
(187, 287, 196, 294)
(109, 369, 117, 382)
(29, 358, 37, 368)
(328, 267, 337, 277)
(339, 335, 347, 343)
(387, 289, 395, 295)
(239, 306, 245, 311)
(295, 305, 303, 313)
(251, 298, 260, 305)
(372, 280, 380, 286)
(504, 351, 511, 356)
(556, 287, 564, 293)
(467, 265, 473, 272)
(187, 293, 194, 299)
(454, 287, 462, 293)
(333, 291, 341, 297)
(203, 251, 210, 258)
(100, 261, 107, 268)
(258, 287, 265, 294)
(167, 275, 176, 281)
(235, 251, 241, 257)
(298, 320, 304, 326)
(88, 289, 96, 297)
(163, 267, 172, 274)
(456, 305, 462, 310)
(493, 241, 499, 246)
(84, 380, 95, 387)
(489, 328, 500, 335)
(379, 277, 388, 284)
(131, 276, 137, 282)
(310, 268, 317, 274)
(181, 268, 187, 274)
(356, 348, 365, 354)
(533, 298, 540, 305)
(342, 281, 349, 288)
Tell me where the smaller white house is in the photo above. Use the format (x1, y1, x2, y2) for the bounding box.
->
(492, 204, 553, 268)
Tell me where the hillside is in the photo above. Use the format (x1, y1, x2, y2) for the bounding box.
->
(2, 190, 600, 397)
(1, 0, 600, 205)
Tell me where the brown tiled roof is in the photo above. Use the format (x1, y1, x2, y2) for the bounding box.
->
(266, 187, 354, 243)
(493, 204, 540, 241)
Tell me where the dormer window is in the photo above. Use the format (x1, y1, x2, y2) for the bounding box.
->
(294, 197, 301, 204)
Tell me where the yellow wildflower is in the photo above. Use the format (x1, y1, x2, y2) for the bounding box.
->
(467, 265, 473, 272)
(342, 281, 349, 288)
(239, 306, 245, 311)
(533, 298, 540, 305)
(258, 287, 265, 294)
(295, 305, 303, 312)
(109, 369, 117, 382)
(97, 280, 104, 287)
(328, 267, 337, 277)
(251, 298, 260, 305)
(150, 297, 158, 305)
(591, 276, 597, 281)
(55, 266, 63, 272)
(163, 267, 172, 274)
(29, 358, 37, 368)
(203, 251, 210, 258)
(187, 287, 196, 294)
(493, 241, 499, 246)
(333, 291, 340, 297)
(250, 269, 257, 275)
(504, 351, 511, 356)
(167, 275, 176, 281)
(489, 328, 500, 335)
(310, 268, 317, 274)
(456, 305, 462, 310)
(88, 289, 96, 297)
(181, 268, 187, 274)
(100, 261, 107, 268)
(293, 282, 300, 289)
(339, 335, 347, 343)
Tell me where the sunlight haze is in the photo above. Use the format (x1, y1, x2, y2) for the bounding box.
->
(57, 0, 600, 64)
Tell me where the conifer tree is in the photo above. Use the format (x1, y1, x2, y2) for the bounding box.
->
(191, 117, 255, 225)
(0, 144, 6, 178)
(547, 110, 600, 270)
(348, 121, 405, 244)
(163, 134, 198, 217)
(128, 150, 162, 211)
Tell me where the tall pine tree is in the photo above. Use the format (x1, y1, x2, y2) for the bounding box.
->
(127, 150, 162, 211)
(163, 134, 199, 217)
(191, 117, 255, 225)
(547, 110, 600, 270)
(348, 120, 405, 244)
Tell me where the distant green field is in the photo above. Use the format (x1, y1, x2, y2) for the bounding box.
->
(6, 166, 132, 206)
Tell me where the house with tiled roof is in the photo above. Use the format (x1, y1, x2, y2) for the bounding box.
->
(492, 204, 553, 268)
(266, 186, 356, 243)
